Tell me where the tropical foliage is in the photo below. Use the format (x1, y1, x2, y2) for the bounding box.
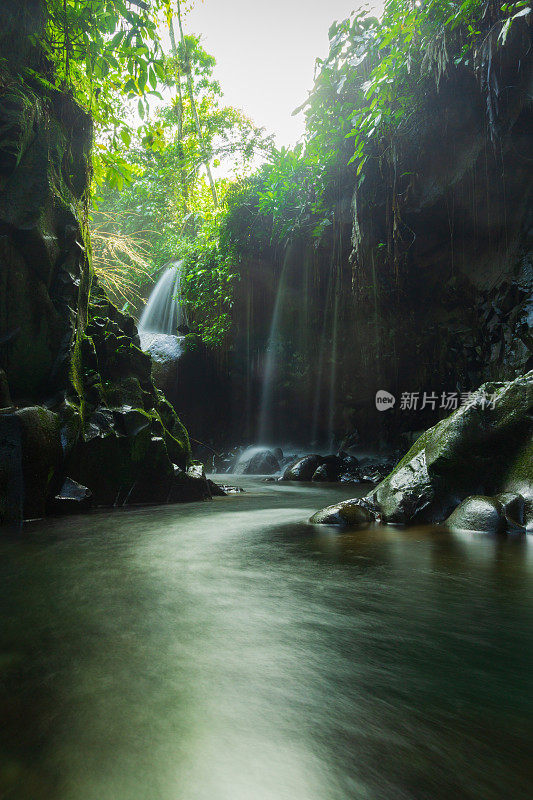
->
(25, 0, 530, 343)
(91, 30, 272, 341)
(226, 0, 530, 255)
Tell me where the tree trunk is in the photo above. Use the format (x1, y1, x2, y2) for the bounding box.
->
(168, 16, 189, 211)
(175, 0, 218, 207)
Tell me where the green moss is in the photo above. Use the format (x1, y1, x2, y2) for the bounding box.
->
(368, 372, 533, 524)
(503, 437, 533, 499)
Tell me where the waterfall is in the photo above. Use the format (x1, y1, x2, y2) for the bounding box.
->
(138, 261, 188, 336)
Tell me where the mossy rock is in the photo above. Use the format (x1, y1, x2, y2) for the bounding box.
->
(310, 501, 376, 527)
(368, 372, 533, 525)
(310, 372, 533, 528)
(15, 406, 63, 519)
(67, 423, 172, 507)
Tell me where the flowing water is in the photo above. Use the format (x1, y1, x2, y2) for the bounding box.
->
(1, 478, 532, 800)
(138, 262, 188, 337)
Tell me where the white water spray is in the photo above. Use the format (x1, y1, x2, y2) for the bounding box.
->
(138, 261, 188, 336)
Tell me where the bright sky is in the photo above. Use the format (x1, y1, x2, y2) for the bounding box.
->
(183, 0, 384, 147)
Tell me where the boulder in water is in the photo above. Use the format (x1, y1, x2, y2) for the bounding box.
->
(366, 373, 532, 525)
(283, 455, 324, 481)
(494, 492, 526, 530)
(310, 372, 532, 528)
(310, 500, 377, 527)
(16, 407, 63, 520)
(312, 456, 343, 482)
(444, 496, 507, 534)
(233, 447, 280, 475)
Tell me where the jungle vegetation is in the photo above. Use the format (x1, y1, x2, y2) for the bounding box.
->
(30, 0, 531, 342)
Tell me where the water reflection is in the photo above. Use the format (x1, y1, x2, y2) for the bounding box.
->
(0, 478, 532, 799)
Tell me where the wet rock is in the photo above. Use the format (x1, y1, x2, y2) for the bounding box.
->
(339, 469, 363, 483)
(312, 456, 343, 482)
(215, 484, 245, 494)
(311, 464, 334, 481)
(139, 332, 183, 388)
(233, 447, 280, 475)
(169, 467, 212, 503)
(337, 453, 363, 482)
(283, 455, 324, 481)
(359, 466, 387, 484)
(207, 479, 227, 496)
(524, 500, 533, 532)
(48, 478, 93, 515)
(187, 462, 205, 480)
(364, 373, 533, 525)
(0, 369, 11, 408)
(501, 436, 533, 504)
(16, 407, 63, 520)
(494, 492, 525, 529)
(310, 500, 377, 527)
(444, 496, 507, 535)
(338, 452, 360, 468)
(0, 411, 23, 526)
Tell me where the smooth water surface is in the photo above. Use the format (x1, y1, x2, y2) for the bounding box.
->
(1, 477, 532, 800)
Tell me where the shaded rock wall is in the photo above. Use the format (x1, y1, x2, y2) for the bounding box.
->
(0, 7, 92, 403)
(227, 20, 532, 447)
(0, 1, 200, 523)
(347, 18, 533, 441)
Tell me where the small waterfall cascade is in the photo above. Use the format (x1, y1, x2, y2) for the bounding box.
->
(138, 261, 188, 338)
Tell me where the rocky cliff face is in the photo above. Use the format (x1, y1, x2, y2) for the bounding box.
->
(227, 19, 532, 447)
(0, 1, 204, 525)
(347, 17, 533, 441)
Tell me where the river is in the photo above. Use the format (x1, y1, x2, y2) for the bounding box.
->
(0, 477, 532, 799)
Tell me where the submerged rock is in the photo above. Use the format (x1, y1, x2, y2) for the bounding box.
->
(444, 496, 507, 534)
(310, 500, 376, 527)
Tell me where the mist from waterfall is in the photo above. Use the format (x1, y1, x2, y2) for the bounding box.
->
(138, 261, 188, 336)
(257, 258, 289, 444)
(256, 245, 342, 449)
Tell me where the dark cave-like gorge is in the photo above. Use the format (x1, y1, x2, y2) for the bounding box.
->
(0, 2, 532, 798)
(3, 0, 531, 527)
